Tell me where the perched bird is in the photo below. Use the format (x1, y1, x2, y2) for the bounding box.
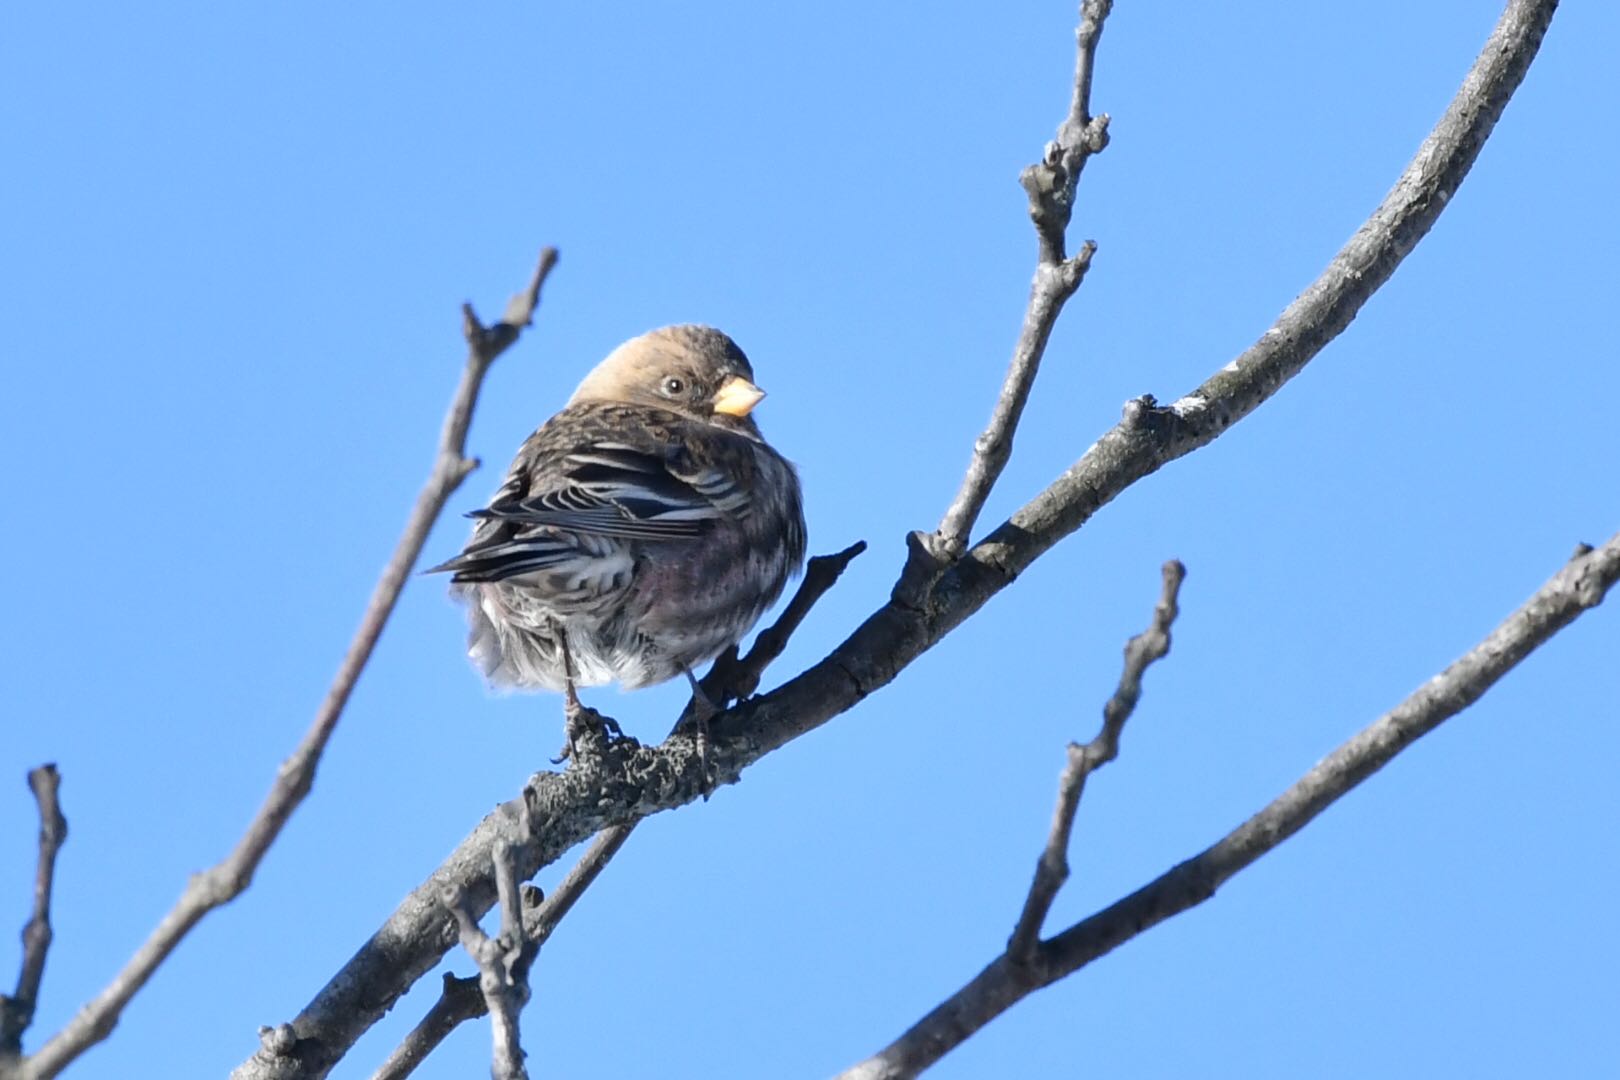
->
(430, 325, 806, 734)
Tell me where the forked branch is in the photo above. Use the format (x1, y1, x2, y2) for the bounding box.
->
(926, 0, 1114, 569)
(840, 535, 1619, 1079)
(442, 839, 537, 1080)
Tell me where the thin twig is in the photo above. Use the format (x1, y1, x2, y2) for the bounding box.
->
(0, 767, 68, 1064)
(694, 540, 871, 716)
(1008, 560, 1183, 961)
(1024, 0, 1113, 265)
(442, 840, 534, 1080)
(371, 541, 866, 1079)
(231, 1, 1560, 1074)
(13, 250, 557, 1080)
(840, 534, 1620, 1080)
(367, 974, 485, 1080)
(524, 824, 632, 946)
(925, 0, 1113, 572)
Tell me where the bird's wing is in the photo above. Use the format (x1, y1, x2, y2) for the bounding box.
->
(427, 413, 757, 583)
(484, 434, 754, 534)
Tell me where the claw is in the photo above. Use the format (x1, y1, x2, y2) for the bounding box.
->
(681, 667, 720, 797)
(553, 699, 628, 763)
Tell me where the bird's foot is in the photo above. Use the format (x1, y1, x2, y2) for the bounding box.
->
(552, 698, 632, 766)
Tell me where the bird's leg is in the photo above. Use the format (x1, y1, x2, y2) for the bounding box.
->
(551, 625, 622, 764)
(553, 627, 584, 764)
(681, 665, 719, 794)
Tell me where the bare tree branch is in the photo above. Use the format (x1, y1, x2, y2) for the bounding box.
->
(372, 541, 867, 1078)
(231, 1, 1559, 1075)
(371, 817, 636, 1080)
(1008, 559, 1183, 961)
(10, 250, 557, 1080)
(368, 973, 484, 1080)
(0, 767, 68, 1067)
(840, 533, 1620, 1079)
(522, 827, 628, 951)
(927, 0, 1113, 569)
(442, 839, 535, 1080)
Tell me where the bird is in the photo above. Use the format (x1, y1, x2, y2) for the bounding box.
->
(429, 324, 806, 751)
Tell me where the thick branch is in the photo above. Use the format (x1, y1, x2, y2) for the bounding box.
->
(12, 251, 557, 1080)
(0, 767, 68, 1064)
(841, 533, 1620, 1079)
(231, 1, 1558, 1075)
(1008, 560, 1183, 961)
(927, 0, 1113, 564)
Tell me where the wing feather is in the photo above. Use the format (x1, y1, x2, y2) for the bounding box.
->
(429, 408, 761, 583)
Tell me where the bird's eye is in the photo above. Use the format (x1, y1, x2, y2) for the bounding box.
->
(661, 377, 685, 397)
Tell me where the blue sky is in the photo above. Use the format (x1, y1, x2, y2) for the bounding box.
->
(3, 2, 1617, 1077)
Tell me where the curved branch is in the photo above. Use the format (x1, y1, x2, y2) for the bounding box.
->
(231, 0, 1558, 1075)
(840, 533, 1620, 1079)
(17, 250, 558, 1080)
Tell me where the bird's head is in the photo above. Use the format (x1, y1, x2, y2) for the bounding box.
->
(570, 325, 768, 435)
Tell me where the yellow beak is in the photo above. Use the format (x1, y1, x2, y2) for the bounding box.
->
(712, 375, 766, 417)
